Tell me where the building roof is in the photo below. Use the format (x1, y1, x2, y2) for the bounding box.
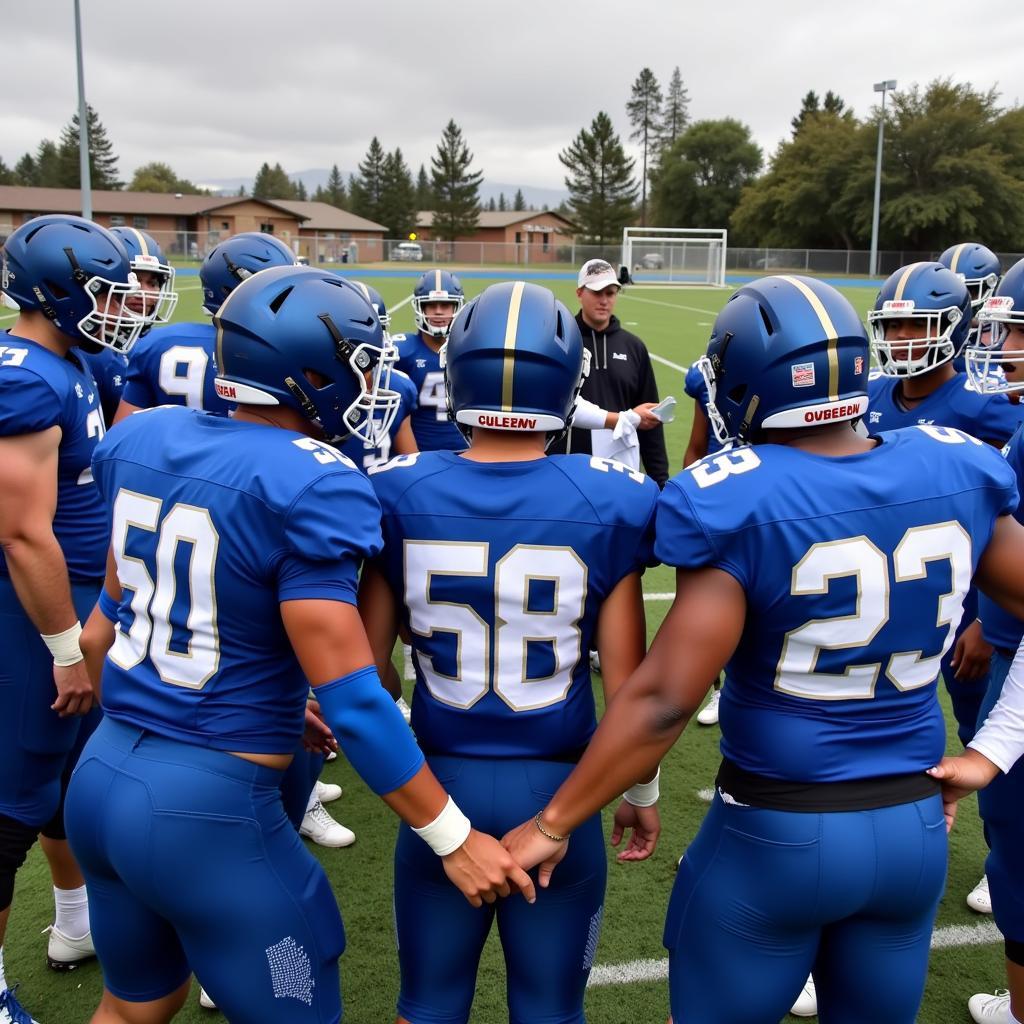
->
(416, 209, 575, 230)
(271, 200, 386, 233)
(0, 186, 302, 219)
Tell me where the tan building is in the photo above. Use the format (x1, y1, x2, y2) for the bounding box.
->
(412, 209, 576, 263)
(272, 200, 386, 264)
(0, 186, 308, 259)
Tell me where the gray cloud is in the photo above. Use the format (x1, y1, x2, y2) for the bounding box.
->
(4, 0, 1023, 189)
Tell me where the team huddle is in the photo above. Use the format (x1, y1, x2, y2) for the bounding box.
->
(4, 216, 1024, 1024)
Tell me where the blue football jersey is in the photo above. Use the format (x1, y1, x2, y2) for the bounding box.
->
(0, 334, 108, 580)
(867, 372, 1024, 445)
(92, 407, 382, 753)
(980, 422, 1024, 651)
(339, 369, 418, 473)
(80, 347, 128, 424)
(393, 332, 466, 451)
(684, 361, 724, 456)
(370, 451, 659, 758)
(655, 427, 1018, 783)
(121, 321, 232, 414)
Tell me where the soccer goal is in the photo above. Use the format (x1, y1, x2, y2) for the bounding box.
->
(621, 227, 728, 287)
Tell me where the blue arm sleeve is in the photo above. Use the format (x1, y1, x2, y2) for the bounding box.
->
(314, 665, 425, 796)
(97, 589, 120, 623)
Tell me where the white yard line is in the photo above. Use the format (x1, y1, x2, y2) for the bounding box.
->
(621, 292, 720, 317)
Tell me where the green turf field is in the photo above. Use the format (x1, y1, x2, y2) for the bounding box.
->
(1, 274, 1006, 1022)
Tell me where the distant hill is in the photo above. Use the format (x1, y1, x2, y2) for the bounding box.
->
(195, 168, 567, 210)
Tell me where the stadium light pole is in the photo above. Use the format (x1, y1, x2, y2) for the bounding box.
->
(868, 79, 897, 279)
(74, 0, 92, 220)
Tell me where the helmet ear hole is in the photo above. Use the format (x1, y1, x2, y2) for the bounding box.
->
(759, 305, 774, 335)
(45, 279, 69, 300)
(728, 384, 748, 404)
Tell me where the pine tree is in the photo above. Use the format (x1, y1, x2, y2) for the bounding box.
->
(660, 67, 691, 153)
(253, 162, 297, 200)
(498, 192, 508, 212)
(430, 120, 483, 241)
(487, 197, 497, 211)
(823, 91, 846, 115)
(57, 104, 122, 189)
(322, 164, 347, 207)
(626, 68, 663, 225)
(378, 147, 418, 237)
(294, 179, 308, 201)
(513, 188, 526, 211)
(238, 184, 247, 197)
(414, 163, 433, 210)
(560, 111, 638, 247)
(0, 157, 14, 186)
(14, 153, 37, 186)
(791, 91, 821, 136)
(351, 138, 387, 222)
(35, 140, 64, 188)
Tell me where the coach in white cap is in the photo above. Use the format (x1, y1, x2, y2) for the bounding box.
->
(550, 259, 669, 485)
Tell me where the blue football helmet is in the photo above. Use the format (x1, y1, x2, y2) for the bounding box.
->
(698, 275, 869, 445)
(109, 226, 178, 327)
(351, 280, 390, 331)
(413, 269, 464, 339)
(868, 261, 972, 376)
(443, 281, 585, 445)
(212, 265, 401, 444)
(964, 257, 1024, 395)
(201, 232, 297, 314)
(1, 214, 144, 353)
(938, 242, 1002, 312)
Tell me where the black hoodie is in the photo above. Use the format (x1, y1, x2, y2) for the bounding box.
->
(550, 311, 669, 486)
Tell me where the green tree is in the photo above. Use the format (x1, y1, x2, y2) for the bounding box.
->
(430, 120, 483, 241)
(486, 196, 496, 211)
(294, 179, 308, 201)
(650, 118, 762, 230)
(57, 104, 122, 189)
(128, 161, 203, 193)
(351, 137, 387, 222)
(0, 157, 14, 186)
(497, 192, 508, 212)
(34, 140, 65, 188)
(732, 110, 867, 247)
(513, 188, 526, 211)
(312, 164, 347, 208)
(14, 153, 38, 186)
(660, 67, 690, 154)
(414, 163, 433, 210)
(559, 111, 638, 247)
(378, 147, 418, 237)
(253, 162, 298, 200)
(626, 68, 663, 225)
(791, 90, 821, 136)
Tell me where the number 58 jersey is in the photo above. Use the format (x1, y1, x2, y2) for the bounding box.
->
(369, 450, 660, 758)
(91, 406, 383, 753)
(656, 427, 1018, 783)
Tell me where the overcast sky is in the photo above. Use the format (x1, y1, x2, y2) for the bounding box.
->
(4, 0, 1024, 191)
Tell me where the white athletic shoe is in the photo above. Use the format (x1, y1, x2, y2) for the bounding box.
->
(969, 990, 1011, 1023)
(315, 779, 342, 804)
(198, 987, 217, 1010)
(590, 650, 601, 674)
(790, 976, 817, 1017)
(43, 923, 95, 971)
(396, 696, 412, 724)
(696, 689, 721, 726)
(300, 799, 355, 848)
(967, 874, 993, 914)
(0, 987, 39, 1024)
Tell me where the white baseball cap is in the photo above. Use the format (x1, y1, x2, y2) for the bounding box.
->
(577, 259, 620, 291)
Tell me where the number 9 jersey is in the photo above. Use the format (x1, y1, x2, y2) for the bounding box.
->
(369, 450, 660, 758)
(656, 426, 1018, 782)
(91, 405, 383, 753)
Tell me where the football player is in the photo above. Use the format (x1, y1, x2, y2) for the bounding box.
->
(959, 259, 1024, 1023)
(393, 269, 468, 452)
(868, 261, 1024, 912)
(66, 266, 533, 1024)
(938, 241, 1002, 365)
(113, 231, 296, 422)
(503, 274, 1024, 1024)
(358, 281, 660, 1024)
(0, 215, 143, 1023)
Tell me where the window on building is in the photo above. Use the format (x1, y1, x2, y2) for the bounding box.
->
(132, 215, 149, 229)
(109, 215, 126, 227)
(260, 223, 274, 234)
(542, 232, 550, 253)
(221, 222, 229, 230)
(515, 231, 521, 244)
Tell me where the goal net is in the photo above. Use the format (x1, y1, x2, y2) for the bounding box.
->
(621, 227, 728, 287)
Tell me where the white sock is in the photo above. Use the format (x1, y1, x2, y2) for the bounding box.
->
(0, 943, 7, 992)
(53, 884, 89, 939)
(305, 788, 318, 815)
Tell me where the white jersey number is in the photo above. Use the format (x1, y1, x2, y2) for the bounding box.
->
(418, 371, 448, 421)
(109, 489, 221, 689)
(404, 541, 587, 711)
(159, 345, 209, 409)
(775, 522, 972, 699)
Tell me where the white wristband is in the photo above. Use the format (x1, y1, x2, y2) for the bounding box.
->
(624, 768, 660, 807)
(412, 796, 472, 857)
(41, 621, 84, 667)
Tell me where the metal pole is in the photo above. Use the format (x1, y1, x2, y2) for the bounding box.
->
(74, 0, 92, 219)
(869, 80, 896, 278)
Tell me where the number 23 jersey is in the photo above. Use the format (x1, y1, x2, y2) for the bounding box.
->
(655, 427, 1018, 783)
(370, 450, 660, 758)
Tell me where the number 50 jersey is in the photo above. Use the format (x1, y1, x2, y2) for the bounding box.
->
(656, 427, 1018, 783)
(369, 450, 660, 758)
(91, 406, 382, 753)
